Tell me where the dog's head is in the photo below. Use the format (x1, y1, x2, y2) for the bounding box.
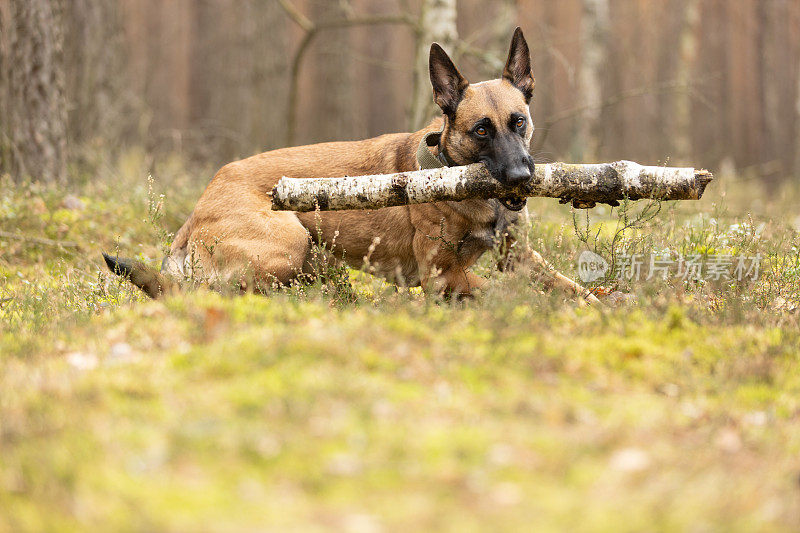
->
(430, 27, 535, 199)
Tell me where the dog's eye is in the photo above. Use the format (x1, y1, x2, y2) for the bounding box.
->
(516, 117, 526, 129)
(475, 126, 488, 137)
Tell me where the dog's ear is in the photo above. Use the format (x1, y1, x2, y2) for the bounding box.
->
(429, 43, 469, 116)
(502, 27, 535, 102)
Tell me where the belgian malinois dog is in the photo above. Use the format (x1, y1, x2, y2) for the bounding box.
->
(105, 28, 598, 304)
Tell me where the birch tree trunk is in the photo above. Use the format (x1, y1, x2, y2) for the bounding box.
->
(576, 0, 609, 161)
(271, 161, 713, 212)
(409, 0, 458, 130)
(755, 0, 772, 182)
(674, 0, 699, 163)
(491, 0, 517, 60)
(2, 0, 67, 183)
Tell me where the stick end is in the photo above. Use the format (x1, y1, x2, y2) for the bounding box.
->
(270, 185, 284, 210)
(694, 169, 714, 199)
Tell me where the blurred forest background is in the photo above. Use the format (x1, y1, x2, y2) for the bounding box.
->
(1, 0, 799, 186)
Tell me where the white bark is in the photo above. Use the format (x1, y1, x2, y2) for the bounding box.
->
(271, 161, 713, 212)
(409, 0, 458, 130)
(492, 0, 517, 52)
(577, 0, 609, 160)
(675, 0, 700, 162)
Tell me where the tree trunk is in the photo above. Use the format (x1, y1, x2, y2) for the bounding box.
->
(409, 0, 458, 130)
(62, 0, 127, 155)
(755, 0, 773, 183)
(190, 0, 288, 160)
(0, 1, 8, 172)
(674, 0, 699, 163)
(759, 0, 795, 185)
(796, 45, 800, 179)
(491, 0, 517, 63)
(248, 1, 289, 153)
(2, 0, 67, 183)
(308, 1, 355, 144)
(271, 161, 713, 212)
(576, 0, 609, 162)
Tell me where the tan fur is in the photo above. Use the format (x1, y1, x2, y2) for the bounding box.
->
(443, 79, 533, 165)
(155, 30, 597, 302)
(169, 119, 487, 293)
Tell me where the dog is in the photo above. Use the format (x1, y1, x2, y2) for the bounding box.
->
(104, 28, 599, 304)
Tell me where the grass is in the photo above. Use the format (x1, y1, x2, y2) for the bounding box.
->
(1, 151, 800, 532)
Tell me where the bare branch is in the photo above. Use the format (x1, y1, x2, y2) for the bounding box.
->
(0, 230, 78, 248)
(280, 2, 416, 146)
(277, 0, 314, 32)
(532, 78, 709, 153)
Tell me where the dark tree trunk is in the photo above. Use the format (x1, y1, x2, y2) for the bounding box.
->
(1, 0, 67, 183)
(62, 0, 127, 151)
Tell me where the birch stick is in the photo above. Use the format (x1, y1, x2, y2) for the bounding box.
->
(271, 161, 713, 212)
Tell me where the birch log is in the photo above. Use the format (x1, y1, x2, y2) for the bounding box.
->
(271, 161, 713, 212)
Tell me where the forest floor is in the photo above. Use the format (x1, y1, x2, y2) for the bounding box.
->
(2, 151, 800, 532)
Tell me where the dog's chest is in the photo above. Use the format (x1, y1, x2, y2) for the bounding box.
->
(457, 201, 519, 260)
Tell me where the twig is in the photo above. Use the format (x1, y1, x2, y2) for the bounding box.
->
(532, 78, 710, 153)
(457, 41, 504, 70)
(0, 230, 78, 248)
(277, 0, 313, 31)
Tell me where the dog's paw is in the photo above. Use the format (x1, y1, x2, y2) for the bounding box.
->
(603, 290, 637, 307)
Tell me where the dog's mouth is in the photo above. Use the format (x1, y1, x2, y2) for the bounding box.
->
(498, 196, 527, 211)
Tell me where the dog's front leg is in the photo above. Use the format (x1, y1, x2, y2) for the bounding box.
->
(526, 249, 601, 305)
(446, 269, 487, 298)
(413, 234, 487, 298)
(420, 265, 487, 299)
(497, 232, 601, 305)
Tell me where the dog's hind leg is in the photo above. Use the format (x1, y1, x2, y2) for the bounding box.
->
(184, 209, 312, 292)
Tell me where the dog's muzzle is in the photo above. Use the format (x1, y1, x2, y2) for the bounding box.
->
(497, 160, 533, 211)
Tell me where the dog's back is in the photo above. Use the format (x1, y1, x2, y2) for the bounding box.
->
(165, 122, 440, 285)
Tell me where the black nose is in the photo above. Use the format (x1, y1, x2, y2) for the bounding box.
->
(504, 162, 532, 186)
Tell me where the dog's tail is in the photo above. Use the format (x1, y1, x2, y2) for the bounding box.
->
(102, 253, 178, 299)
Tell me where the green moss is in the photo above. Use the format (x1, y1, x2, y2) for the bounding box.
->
(2, 155, 800, 531)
